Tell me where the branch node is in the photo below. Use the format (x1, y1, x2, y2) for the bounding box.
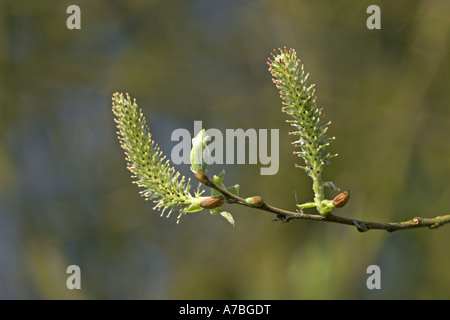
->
(429, 223, 440, 230)
(275, 214, 292, 223)
(353, 220, 368, 232)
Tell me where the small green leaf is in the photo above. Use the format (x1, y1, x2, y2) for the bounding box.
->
(185, 202, 203, 213)
(211, 188, 221, 197)
(319, 199, 335, 215)
(210, 208, 235, 226)
(219, 210, 235, 226)
(213, 174, 225, 187)
(296, 202, 317, 209)
(217, 170, 225, 182)
(226, 184, 239, 196)
(324, 181, 339, 191)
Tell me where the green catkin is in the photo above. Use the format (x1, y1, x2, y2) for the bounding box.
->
(112, 92, 195, 222)
(268, 47, 337, 215)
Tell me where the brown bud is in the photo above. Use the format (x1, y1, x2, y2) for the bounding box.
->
(332, 191, 350, 208)
(200, 196, 224, 209)
(194, 170, 208, 185)
(245, 196, 264, 207)
(251, 196, 264, 207)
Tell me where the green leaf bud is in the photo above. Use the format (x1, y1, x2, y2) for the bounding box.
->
(190, 129, 210, 174)
(245, 196, 264, 208)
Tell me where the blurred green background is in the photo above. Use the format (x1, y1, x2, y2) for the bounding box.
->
(1, 0, 450, 299)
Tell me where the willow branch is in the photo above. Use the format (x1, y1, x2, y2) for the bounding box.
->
(203, 174, 450, 233)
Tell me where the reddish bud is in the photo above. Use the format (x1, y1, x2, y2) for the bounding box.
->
(200, 196, 224, 209)
(332, 191, 350, 208)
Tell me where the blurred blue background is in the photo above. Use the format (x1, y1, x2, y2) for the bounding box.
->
(1, 0, 450, 299)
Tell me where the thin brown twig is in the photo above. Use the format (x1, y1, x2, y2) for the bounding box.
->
(203, 174, 450, 233)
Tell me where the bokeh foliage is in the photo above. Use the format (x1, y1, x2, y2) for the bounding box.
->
(1, 0, 450, 299)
